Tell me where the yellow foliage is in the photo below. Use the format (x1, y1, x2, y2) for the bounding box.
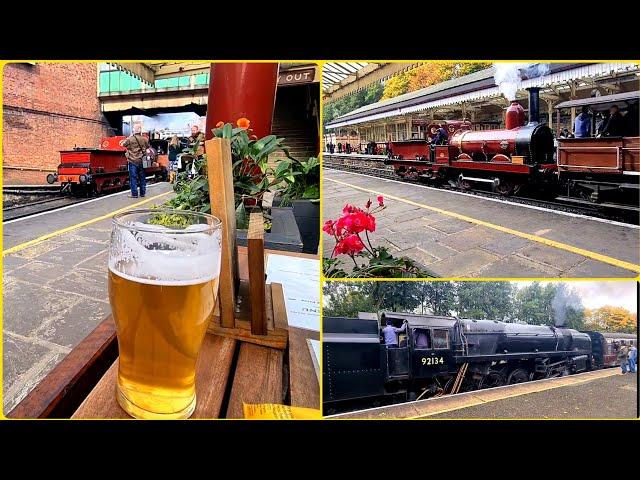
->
(584, 305, 637, 333)
(381, 62, 493, 101)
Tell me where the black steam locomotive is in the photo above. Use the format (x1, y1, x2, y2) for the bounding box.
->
(323, 313, 636, 415)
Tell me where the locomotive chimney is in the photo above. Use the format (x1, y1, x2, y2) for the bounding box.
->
(528, 87, 540, 124)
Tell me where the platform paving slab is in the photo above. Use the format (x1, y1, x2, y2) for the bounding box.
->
(429, 372, 636, 419)
(323, 169, 640, 278)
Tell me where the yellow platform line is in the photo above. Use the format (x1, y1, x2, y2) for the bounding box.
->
(3, 191, 173, 257)
(326, 177, 640, 274)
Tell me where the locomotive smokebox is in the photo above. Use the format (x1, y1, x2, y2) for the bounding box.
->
(527, 87, 541, 124)
(505, 101, 526, 130)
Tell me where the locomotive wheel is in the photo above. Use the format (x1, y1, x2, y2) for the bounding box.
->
(495, 181, 515, 196)
(479, 370, 506, 389)
(458, 179, 472, 191)
(507, 368, 530, 384)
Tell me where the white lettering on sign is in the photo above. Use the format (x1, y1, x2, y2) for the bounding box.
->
(278, 68, 315, 85)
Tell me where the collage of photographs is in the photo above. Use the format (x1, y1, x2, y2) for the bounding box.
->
(0, 60, 638, 421)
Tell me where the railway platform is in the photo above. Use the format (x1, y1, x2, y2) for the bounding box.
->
(323, 168, 640, 278)
(2, 182, 175, 413)
(329, 368, 637, 419)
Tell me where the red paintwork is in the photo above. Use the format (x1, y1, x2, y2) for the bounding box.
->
(56, 137, 163, 193)
(100, 136, 127, 151)
(205, 63, 279, 140)
(449, 161, 532, 174)
(505, 101, 525, 130)
(557, 136, 640, 174)
(449, 128, 519, 159)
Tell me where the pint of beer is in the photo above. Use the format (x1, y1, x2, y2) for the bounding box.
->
(108, 209, 222, 419)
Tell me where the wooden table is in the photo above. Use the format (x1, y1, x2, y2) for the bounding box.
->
(9, 248, 320, 419)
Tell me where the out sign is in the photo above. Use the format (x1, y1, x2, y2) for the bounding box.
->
(278, 68, 315, 85)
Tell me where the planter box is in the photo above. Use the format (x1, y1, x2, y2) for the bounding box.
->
(292, 199, 320, 254)
(237, 206, 303, 253)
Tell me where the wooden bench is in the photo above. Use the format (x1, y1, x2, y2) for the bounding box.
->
(8, 247, 319, 419)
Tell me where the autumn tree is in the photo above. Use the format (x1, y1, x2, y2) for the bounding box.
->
(381, 71, 414, 100)
(584, 306, 637, 333)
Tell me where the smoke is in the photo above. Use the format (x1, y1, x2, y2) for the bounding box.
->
(552, 284, 583, 327)
(493, 63, 550, 102)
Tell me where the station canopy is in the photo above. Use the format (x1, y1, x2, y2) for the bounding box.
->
(322, 62, 373, 92)
(112, 62, 315, 86)
(325, 62, 640, 129)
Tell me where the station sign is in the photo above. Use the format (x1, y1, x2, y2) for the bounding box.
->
(278, 67, 316, 86)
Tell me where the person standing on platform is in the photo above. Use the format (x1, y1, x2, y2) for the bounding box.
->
(628, 344, 637, 373)
(120, 124, 150, 198)
(574, 106, 592, 137)
(618, 343, 629, 374)
(168, 135, 181, 182)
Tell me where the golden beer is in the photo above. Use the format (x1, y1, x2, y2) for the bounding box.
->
(108, 209, 222, 419)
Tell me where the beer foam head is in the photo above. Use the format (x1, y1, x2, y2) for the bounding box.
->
(109, 221, 222, 285)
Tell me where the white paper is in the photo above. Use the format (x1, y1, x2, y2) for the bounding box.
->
(308, 339, 321, 382)
(266, 254, 320, 332)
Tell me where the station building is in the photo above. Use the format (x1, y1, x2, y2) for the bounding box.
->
(3, 62, 320, 185)
(324, 63, 640, 150)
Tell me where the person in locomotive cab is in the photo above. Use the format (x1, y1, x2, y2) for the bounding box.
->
(120, 124, 150, 198)
(431, 126, 449, 145)
(599, 105, 625, 137)
(574, 106, 592, 138)
(381, 319, 407, 348)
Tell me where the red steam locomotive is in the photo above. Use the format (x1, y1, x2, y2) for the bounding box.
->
(384, 88, 639, 206)
(47, 136, 167, 196)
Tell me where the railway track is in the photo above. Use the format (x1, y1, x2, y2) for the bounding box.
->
(323, 160, 639, 225)
(3, 196, 89, 222)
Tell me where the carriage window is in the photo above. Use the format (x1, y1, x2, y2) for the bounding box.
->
(433, 329, 450, 349)
(413, 328, 431, 349)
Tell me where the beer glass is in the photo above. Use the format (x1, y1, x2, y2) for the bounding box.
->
(108, 209, 222, 419)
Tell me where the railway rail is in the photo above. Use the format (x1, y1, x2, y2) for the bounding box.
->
(323, 158, 639, 225)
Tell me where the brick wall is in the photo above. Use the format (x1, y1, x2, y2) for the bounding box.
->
(2, 63, 112, 185)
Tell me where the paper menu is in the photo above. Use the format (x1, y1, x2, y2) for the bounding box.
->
(265, 254, 320, 332)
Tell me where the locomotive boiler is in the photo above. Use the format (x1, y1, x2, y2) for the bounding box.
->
(384, 88, 557, 195)
(322, 312, 617, 415)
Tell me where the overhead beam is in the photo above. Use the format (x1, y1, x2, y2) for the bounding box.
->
(114, 63, 156, 86)
(324, 62, 425, 103)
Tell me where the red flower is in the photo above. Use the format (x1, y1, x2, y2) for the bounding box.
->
(215, 121, 224, 128)
(342, 204, 355, 215)
(323, 220, 335, 235)
(336, 234, 364, 256)
(365, 214, 376, 232)
(377, 195, 384, 206)
(342, 211, 368, 234)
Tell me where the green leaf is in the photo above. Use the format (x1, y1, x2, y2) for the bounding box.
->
(222, 123, 233, 139)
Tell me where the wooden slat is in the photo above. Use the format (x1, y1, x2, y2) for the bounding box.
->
(288, 328, 320, 410)
(206, 138, 238, 328)
(226, 343, 284, 419)
(247, 212, 266, 335)
(72, 335, 237, 419)
(270, 282, 289, 331)
(8, 316, 118, 419)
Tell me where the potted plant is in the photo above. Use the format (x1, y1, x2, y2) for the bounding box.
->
(158, 119, 304, 252)
(277, 156, 320, 254)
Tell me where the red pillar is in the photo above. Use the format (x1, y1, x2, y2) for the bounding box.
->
(205, 63, 280, 140)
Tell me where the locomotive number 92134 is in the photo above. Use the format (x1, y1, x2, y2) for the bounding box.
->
(421, 357, 444, 366)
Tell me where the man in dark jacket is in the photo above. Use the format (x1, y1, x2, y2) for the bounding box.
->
(600, 105, 625, 137)
(120, 125, 150, 198)
(574, 106, 591, 137)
